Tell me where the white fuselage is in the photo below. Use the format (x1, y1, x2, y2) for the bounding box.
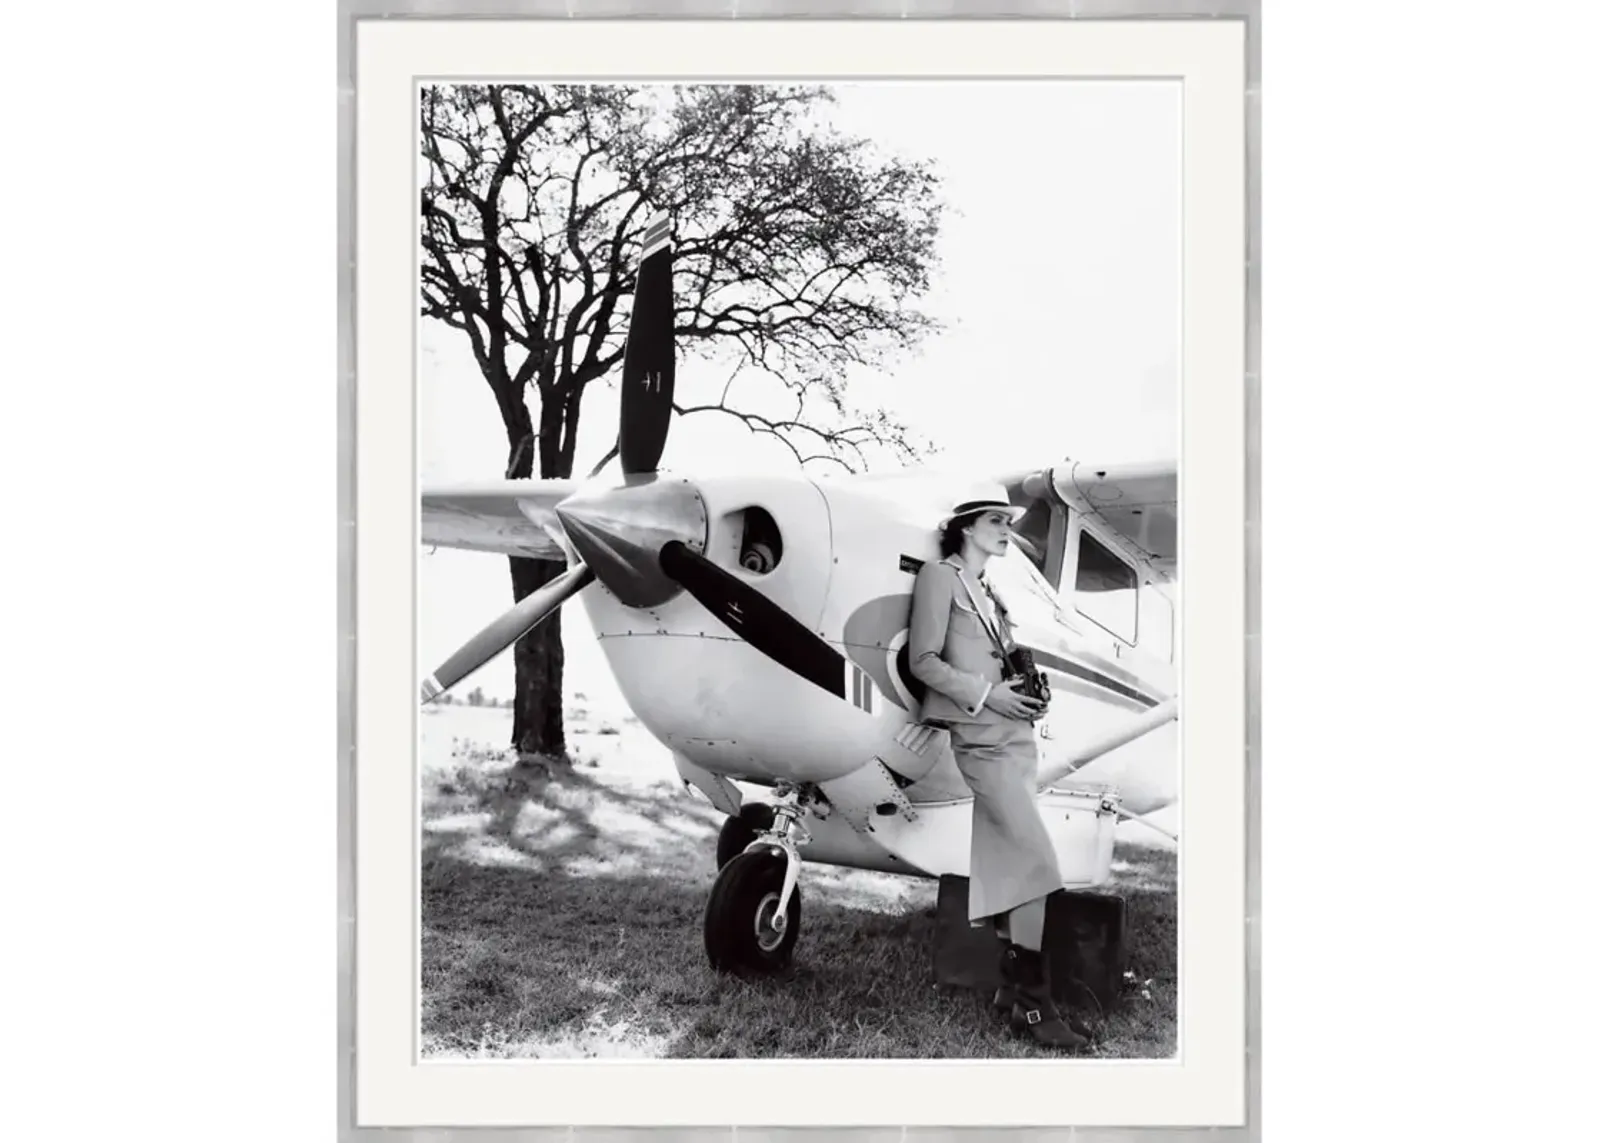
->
(579, 469, 1179, 830)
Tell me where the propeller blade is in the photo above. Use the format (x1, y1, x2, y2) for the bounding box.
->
(420, 563, 595, 703)
(658, 541, 847, 700)
(618, 213, 675, 475)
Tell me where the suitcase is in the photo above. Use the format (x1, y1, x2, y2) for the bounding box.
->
(1043, 887, 1127, 1016)
(932, 874, 1005, 993)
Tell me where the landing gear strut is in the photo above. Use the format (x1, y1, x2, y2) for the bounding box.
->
(703, 784, 813, 973)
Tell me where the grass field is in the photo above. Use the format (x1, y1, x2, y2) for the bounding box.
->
(420, 702, 1177, 1059)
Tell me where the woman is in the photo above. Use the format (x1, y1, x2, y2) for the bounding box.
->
(907, 496, 1091, 1050)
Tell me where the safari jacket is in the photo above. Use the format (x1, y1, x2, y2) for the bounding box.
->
(908, 555, 1015, 725)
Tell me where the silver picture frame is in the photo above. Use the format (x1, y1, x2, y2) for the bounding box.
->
(337, 3, 1261, 1138)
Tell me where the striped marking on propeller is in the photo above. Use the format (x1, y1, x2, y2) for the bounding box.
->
(849, 663, 875, 713)
(640, 215, 672, 260)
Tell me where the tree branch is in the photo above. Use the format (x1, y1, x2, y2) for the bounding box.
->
(419, 82, 944, 484)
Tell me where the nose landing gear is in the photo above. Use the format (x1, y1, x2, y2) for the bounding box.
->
(703, 784, 815, 973)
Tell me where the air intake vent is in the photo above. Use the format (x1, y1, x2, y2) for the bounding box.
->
(734, 506, 783, 575)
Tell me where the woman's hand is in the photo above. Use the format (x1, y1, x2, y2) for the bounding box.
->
(984, 679, 1046, 721)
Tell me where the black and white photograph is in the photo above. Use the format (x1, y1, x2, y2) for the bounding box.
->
(416, 79, 1181, 1061)
(24, 0, 1600, 1138)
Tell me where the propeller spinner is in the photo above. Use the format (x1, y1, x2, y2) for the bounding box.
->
(554, 478, 707, 609)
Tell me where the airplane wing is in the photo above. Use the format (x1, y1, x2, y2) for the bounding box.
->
(1060, 460, 1177, 574)
(420, 479, 575, 561)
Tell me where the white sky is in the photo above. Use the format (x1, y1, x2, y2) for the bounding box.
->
(420, 80, 1180, 702)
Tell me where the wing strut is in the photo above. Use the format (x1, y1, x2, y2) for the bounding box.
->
(1034, 699, 1178, 791)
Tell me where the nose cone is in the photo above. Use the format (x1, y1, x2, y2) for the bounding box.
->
(555, 477, 708, 608)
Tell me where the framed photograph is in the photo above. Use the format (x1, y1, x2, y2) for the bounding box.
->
(339, 2, 1258, 1136)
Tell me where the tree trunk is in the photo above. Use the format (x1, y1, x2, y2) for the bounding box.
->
(498, 396, 571, 768)
(508, 555, 569, 764)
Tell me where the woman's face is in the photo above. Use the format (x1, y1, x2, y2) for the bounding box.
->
(962, 510, 1014, 557)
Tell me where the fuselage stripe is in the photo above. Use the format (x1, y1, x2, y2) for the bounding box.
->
(1024, 645, 1163, 709)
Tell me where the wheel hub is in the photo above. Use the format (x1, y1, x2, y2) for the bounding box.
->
(754, 891, 786, 951)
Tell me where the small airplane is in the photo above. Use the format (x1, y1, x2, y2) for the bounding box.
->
(420, 213, 1179, 974)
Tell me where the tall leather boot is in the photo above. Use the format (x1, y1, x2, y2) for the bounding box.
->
(994, 943, 1093, 1040)
(1004, 944, 1089, 1050)
(991, 940, 1017, 1012)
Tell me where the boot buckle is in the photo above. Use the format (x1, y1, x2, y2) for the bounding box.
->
(1025, 1008, 1041, 1025)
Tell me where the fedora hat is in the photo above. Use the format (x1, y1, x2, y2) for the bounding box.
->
(938, 496, 1027, 530)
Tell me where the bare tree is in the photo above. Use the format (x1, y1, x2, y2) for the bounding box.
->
(420, 83, 945, 763)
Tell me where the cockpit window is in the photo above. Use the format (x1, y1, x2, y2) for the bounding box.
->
(1075, 530, 1139, 642)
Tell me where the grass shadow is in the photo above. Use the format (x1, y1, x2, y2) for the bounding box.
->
(420, 724, 1175, 1059)
(423, 751, 727, 875)
(421, 833, 1176, 1060)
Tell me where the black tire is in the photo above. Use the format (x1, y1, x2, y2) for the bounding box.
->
(714, 802, 776, 870)
(703, 848, 801, 974)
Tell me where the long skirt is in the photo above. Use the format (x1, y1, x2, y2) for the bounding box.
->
(948, 718, 1064, 921)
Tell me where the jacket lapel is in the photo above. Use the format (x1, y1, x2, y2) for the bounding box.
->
(945, 557, 1009, 650)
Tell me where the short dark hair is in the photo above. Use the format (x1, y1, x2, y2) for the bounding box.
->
(938, 517, 969, 557)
